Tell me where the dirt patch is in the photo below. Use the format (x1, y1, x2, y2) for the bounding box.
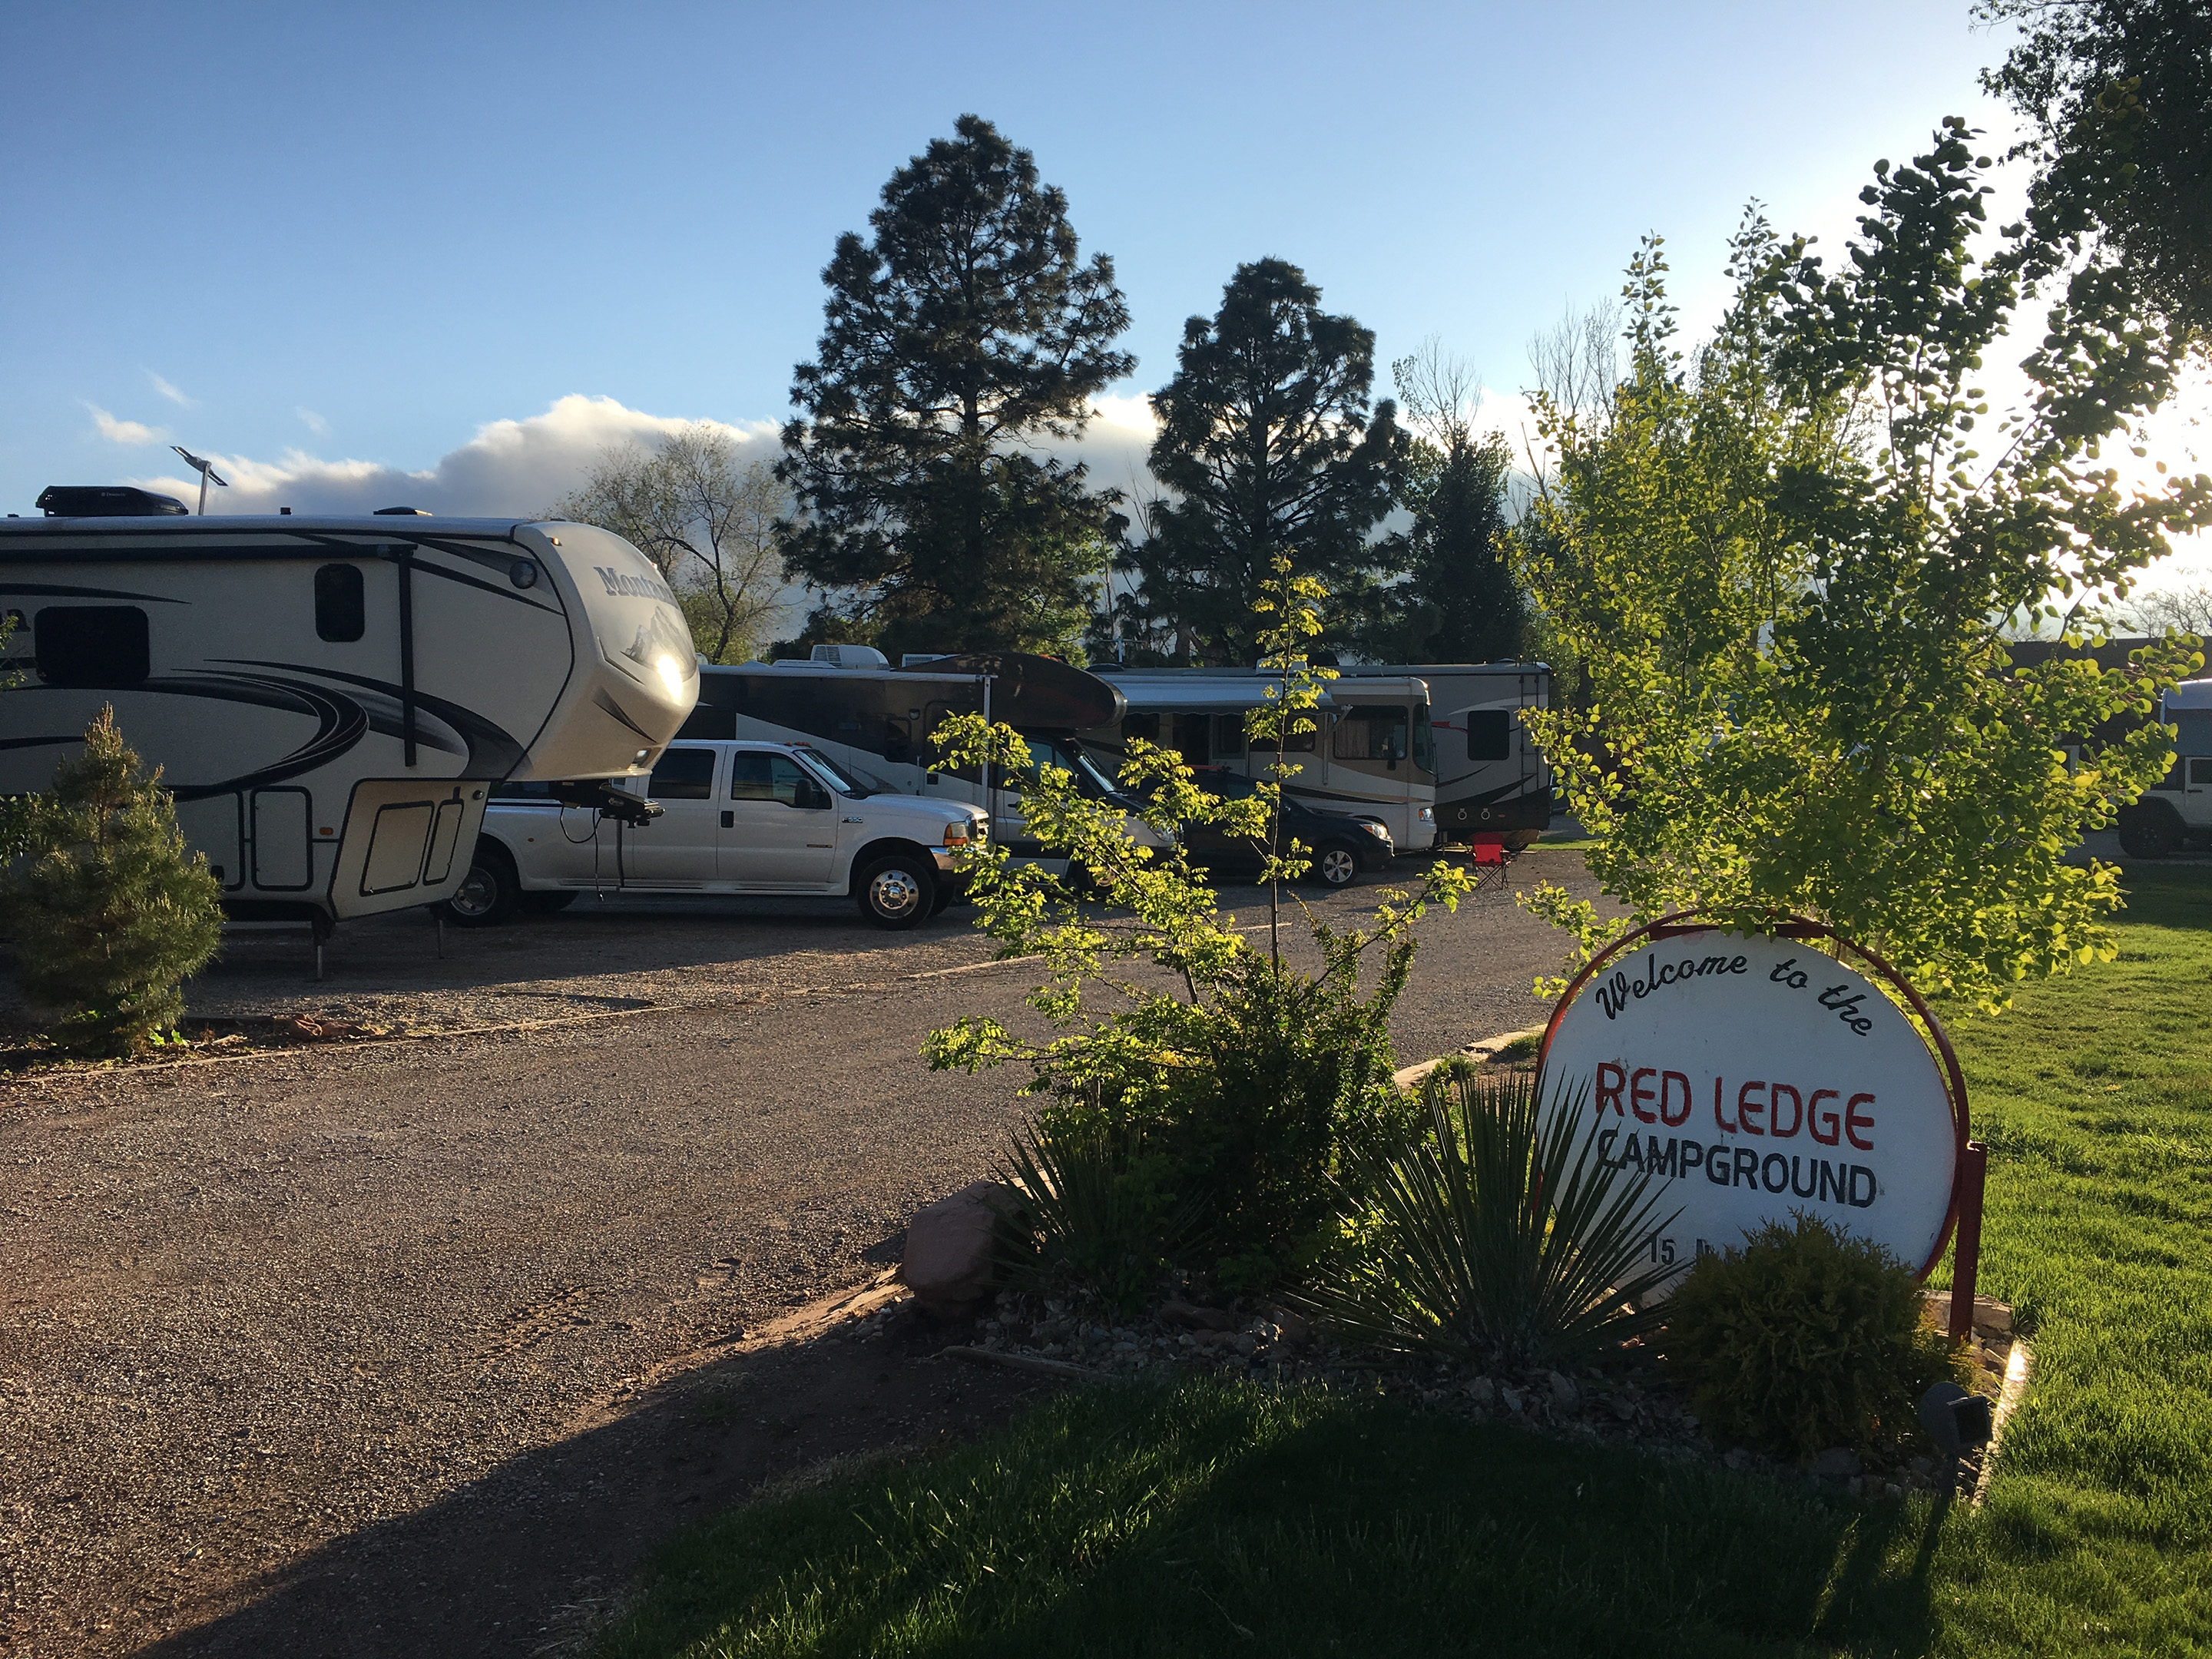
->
(0, 859, 1620, 1656)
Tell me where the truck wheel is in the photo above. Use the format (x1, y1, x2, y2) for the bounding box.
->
(439, 843, 522, 926)
(1310, 841, 1361, 889)
(856, 853, 935, 929)
(522, 891, 578, 915)
(2117, 802, 2183, 859)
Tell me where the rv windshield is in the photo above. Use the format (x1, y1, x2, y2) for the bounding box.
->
(793, 746, 873, 798)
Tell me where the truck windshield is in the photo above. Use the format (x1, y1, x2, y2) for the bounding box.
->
(1025, 736, 1121, 799)
(793, 746, 873, 797)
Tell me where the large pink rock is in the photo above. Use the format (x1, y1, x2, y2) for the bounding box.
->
(898, 1181, 1019, 1313)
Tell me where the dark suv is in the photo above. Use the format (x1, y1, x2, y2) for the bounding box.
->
(1181, 767, 1395, 888)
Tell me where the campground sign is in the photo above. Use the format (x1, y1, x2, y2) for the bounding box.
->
(1539, 925, 1965, 1285)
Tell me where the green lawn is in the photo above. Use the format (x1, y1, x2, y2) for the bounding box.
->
(594, 870, 2212, 1658)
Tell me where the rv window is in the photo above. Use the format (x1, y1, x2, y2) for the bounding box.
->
(1466, 710, 1512, 762)
(1333, 705, 1409, 763)
(35, 606, 149, 688)
(646, 747, 717, 800)
(1123, 712, 1161, 746)
(1213, 714, 1247, 758)
(315, 564, 366, 643)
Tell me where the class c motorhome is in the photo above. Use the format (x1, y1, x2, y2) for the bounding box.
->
(0, 492, 700, 931)
(1331, 662, 1552, 843)
(1081, 668, 1440, 852)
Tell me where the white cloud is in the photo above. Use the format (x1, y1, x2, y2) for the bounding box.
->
(85, 403, 168, 445)
(296, 407, 329, 435)
(124, 394, 780, 517)
(146, 372, 193, 407)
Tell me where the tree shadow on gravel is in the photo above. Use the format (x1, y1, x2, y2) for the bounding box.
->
(137, 1310, 1041, 1659)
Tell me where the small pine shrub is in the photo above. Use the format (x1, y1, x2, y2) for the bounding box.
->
(1662, 1213, 1964, 1460)
(3, 707, 224, 1055)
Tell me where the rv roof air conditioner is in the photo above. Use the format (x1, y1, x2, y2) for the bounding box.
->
(35, 485, 190, 518)
(810, 644, 889, 668)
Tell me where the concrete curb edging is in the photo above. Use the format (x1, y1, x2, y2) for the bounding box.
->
(1392, 1025, 1548, 1094)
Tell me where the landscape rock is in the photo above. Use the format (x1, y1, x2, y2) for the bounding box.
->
(1547, 1370, 1580, 1410)
(1267, 1306, 1316, 1346)
(1464, 1377, 1495, 1407)
(1159, 1299, 1243, 1333)
(1812, 1447, 1863, 1481)
(896, 1181, 1018, 1314)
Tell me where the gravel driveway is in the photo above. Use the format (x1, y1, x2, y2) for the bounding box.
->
(0, 853, 1612, 1656)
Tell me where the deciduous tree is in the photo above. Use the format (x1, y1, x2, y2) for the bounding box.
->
(1980, 0, 2212, 340)
(777, 115, 1132, 658)
(557, 426, 787, 664)
(1515, 143, 2212, 1012)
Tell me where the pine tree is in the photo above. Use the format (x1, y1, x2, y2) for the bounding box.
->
(5, 707, 224, 1055)
(1390, 343, 1523, 662)
(1134, 259, 1408, 663)
(777, 115, 1134, 658)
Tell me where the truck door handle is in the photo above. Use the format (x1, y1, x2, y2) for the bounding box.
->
(720, 811, 733, 829)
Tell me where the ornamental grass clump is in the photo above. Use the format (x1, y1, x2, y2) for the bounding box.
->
(1662, 1212, 1965, 1461)
(998, 1114, 1197, 1318)
(2, 707, 224, 1055)
(1303, 1067, 1678, 1368)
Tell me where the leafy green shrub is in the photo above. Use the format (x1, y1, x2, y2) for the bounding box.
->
(999, 1114, 1194, 1317)
(927, 560, 1472, 1291)
(1303, 1068, 1676, 1367)
(2, 707, 224, 1055)
(1662, 1214, 1964, 1459)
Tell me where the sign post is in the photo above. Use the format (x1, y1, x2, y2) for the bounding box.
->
(1538, 916, 1980, 1304)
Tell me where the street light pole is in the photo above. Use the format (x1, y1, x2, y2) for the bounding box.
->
(171, 445, 229, 515)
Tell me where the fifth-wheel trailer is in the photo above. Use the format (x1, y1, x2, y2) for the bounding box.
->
(0, 492, 700, 932)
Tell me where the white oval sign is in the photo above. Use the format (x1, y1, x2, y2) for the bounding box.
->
(1539, 930, 1959, 1285)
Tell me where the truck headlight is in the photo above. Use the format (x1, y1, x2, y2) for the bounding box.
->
(1355, 819, 1393, 843)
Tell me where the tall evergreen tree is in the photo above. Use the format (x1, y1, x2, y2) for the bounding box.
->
(777, 115, 1133, 657)
(1389, 343, 1522, 662)
(1134, 259, 1407, 664)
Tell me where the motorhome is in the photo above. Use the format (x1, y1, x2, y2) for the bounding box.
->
(0, 490, 699, 932)
(1081, 669, 1439, 852)
(2121, 677, 2212, 857)
(674, 647, 1143, 866)
(1332, 662, 1552, 843)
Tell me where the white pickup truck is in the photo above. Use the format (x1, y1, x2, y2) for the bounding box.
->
(442, 739, 988, 929)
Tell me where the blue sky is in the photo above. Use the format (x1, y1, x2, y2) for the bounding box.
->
(5, 0, 2199, 583)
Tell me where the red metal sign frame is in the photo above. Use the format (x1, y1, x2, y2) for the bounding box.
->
(1536, 912, 1985, 1333)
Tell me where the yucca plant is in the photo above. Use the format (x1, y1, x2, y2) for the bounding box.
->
(1304, 1067, 1679, 1368)
(999, 1115, 1198, 1318)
